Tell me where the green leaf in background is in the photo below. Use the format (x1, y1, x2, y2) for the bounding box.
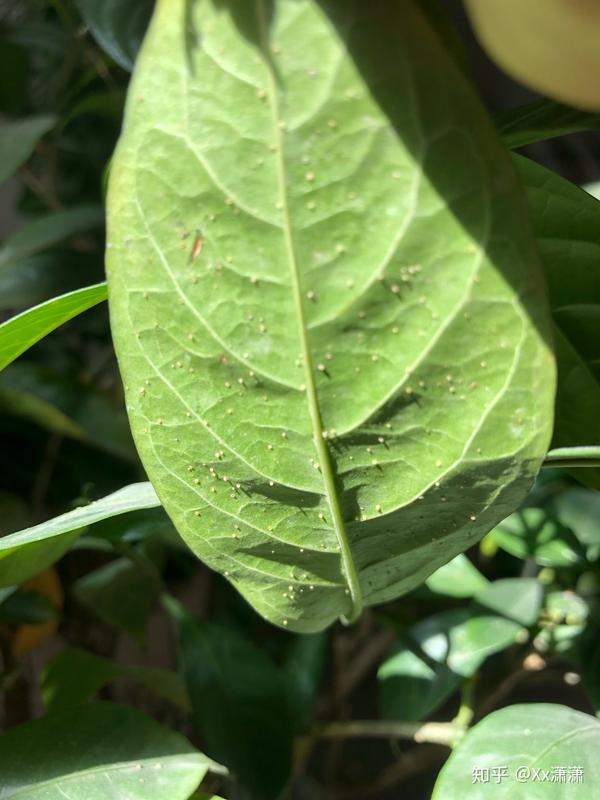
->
(554, 488, 600, 560)
(0, 250, 102, 311)
(474, 577, 542, 627)
(0, 283, 107, 372)
(379, 599, 527, 722)
(0, 482, 160, 587)
(495, 99, 600, 150)
(166, 598, 293, 800)
(378, 641, 460, 722)
(0, 588, 58, 625)
(545, 590, 589, 627)
(535, 589, 589, 656)
(0, 207, 104, 269)
(0, 115, 56, 183)
(0, 702, 211, 800)
(74, 557, 160, 641)
(490, 508, 583, 568)
(517, 156, 600, 489)
(107, 0, 554, 633)
(0, 42, 28, 117)
(425, 554, 489, 598)
(283, 632, 327, 732)
(578, 627, 600, 714)
(42, 646, 189, 712)
(432, 703, 600, 798)
(0, 362, 134, 459)
(0, 492, 29, 536)
(409, 608, 524, 678)
(76, 0, 154, 71)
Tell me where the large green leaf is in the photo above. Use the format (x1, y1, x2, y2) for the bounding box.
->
(0, 482, 160, 586)
(0, 702, 211, 799)
(0, 284, 108, 372)
(166, 598, 293, 800)
(433, 703, 600, 798)
(516, 156, 600, 488)
(0, 115, 56, 182)
(106, 0, 554, 632)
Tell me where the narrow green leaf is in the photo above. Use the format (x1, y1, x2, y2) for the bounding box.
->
(433, 704, 600, 798)
(76, 0, 154, 71)
(0, 115, 56, 182)
(516, 155, 600, 489)
(491, 508, 583, 568)
(0, 250, 102, 311)
(0, 702, 211, 800)
(0, 207, 104, 268)
(0, 283, 108, 372)
(425, 554, 489, 598)
(166, 597, 293, 800)
(0, 363, 134, 459)
(0, 482, 160, 587)
(107, 0, 554, 632)
(42, 647, 190, 712)
(496, 99, 600, 150)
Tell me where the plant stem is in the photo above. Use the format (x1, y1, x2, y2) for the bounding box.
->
(451, 674, 476, 743)
(542, 446, 600, 468)
(317, 719, 458, 747)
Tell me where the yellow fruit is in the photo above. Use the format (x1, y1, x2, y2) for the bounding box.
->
(464, 0, 600, 110)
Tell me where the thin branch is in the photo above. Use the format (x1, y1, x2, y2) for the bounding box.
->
(542, 446, 600, 469)
(452, 674, 476, 735)
(317, 719, 458, 747)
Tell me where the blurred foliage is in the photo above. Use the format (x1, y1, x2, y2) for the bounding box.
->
(1, 2, 600, 799)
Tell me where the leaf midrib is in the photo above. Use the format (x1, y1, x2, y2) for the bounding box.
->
(256, 0, 362, 621)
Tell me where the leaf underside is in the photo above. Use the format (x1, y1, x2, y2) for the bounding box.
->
(107, 0, 554, 632)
